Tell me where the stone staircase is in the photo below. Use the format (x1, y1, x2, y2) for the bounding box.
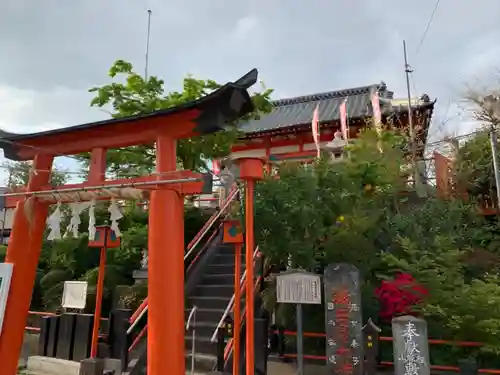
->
(185, 243, 246, 373)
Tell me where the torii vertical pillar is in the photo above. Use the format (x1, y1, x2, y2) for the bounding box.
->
(148, 135, 185, 375)
(0, 154, 53, 375)
(235, 157, 264, 375)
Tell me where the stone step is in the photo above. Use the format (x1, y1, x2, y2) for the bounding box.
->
(25, 356, 80, 375)
(205, 264, 241, 276)
(185, 352, 217, 373)
(186, 321, 219, 338)
(185, 308, 225, 323)
(185, 335, 219, 356)
(201, 274, 239, 286)
(187, 296, 231, 310)
(194, 285, 235, 298)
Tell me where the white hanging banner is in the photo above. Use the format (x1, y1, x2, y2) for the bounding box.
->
(65, 202, 89, 238)
(0, 263, 13, 333)
(62, 281, 88, 310)
(88, 199, 97, 240)
(108, 198, 123, 237)
(46, 202, 64, 241)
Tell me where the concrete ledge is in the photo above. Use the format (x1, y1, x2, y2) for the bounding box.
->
(26, 356, 80, 375)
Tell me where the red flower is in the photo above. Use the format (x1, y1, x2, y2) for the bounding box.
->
(375, 273, 428, 321)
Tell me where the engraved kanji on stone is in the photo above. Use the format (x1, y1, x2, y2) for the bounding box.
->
(328, 355, 337, 364)
(348, 302, 360, 312)
(324, 263, 363, 375)
(392, 316, 430, 375)
(328, 339, 337, 347)
(352, 356, 360, 366)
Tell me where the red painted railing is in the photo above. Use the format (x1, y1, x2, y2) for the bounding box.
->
(222, 249, 264, 362)
(274, 330, 500, 374)
(126, 186, 239, 353)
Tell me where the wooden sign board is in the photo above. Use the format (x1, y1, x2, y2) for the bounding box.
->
(62, 281, 88, 310)
(88, 226, 121, 248)
(222, 220, 244, 244)
(276, 270, 321, 305)
(0, 263, 13, 334)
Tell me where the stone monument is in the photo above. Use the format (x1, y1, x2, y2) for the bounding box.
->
(132, 249, 148, 282)
(391, 315, 430, 375)
(323, 263, 363, 375)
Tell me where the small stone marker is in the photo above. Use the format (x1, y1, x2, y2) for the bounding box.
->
(392, 315, 430, 375)
(324, 263, 363, 375)
(363, 318, 382, 375)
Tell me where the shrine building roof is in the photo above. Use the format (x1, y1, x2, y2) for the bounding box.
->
(0, 69, 259, 161)
(239, 82, 435, 137)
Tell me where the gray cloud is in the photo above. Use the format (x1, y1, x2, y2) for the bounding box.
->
(0, 0, 499, 142)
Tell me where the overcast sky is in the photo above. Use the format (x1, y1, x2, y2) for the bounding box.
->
(0, 0, 499, 181)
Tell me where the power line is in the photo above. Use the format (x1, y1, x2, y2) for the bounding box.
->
(415, 0, 441, 54)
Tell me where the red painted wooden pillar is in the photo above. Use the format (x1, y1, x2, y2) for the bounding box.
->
(148, 135, 185, 375)
(0, 154, 53, 375)
(235, 157, 264, 375)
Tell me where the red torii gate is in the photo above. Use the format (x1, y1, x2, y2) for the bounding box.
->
(0, 69, 258, 375)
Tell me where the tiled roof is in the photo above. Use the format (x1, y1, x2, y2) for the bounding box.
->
(239, 82, 433, 135)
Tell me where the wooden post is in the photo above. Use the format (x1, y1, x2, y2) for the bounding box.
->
(0, 154, 53, 375)
(222, 219, 243, 375)
(235, 157, 264, 375)
(88, 225, 120, 358)
(149, 135, 185, 375)
(233, 243, 242, 375)
(90, 247, 106, 357)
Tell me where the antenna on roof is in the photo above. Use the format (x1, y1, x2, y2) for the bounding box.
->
(144, 9, 152, 80)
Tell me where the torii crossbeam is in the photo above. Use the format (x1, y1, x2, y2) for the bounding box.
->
(0, 69, 258, 375)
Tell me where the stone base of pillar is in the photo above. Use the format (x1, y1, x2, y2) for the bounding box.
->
(79, 358, 104, 375)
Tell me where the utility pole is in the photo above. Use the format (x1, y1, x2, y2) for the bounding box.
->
(144, 9, 152, 80)
(484, 96, 500, 209)
(403, 40, 418, 188)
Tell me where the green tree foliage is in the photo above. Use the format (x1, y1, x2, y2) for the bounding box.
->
(255, 130, 406, 334)
(455, 130, 495, 198)
(255, 130, 406, 273)
(456, 88, 500, 200)
(80, 60, 273, 175)
(3, 160, 68, 188)
(254, 129, 500, 359)
(382, 235, 500, 355)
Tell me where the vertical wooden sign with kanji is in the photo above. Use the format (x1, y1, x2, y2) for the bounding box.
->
(324, 263, 363, 375)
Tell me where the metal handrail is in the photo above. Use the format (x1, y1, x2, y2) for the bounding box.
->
(210, 246, 260, 343)
(127, 304, 148, 335)
(222, 275, 264, 362)
(184, 186, 238, 261)
(186, 185, 237, 250)
(186, 306, 198, 375)
(127, 186, 238, 331)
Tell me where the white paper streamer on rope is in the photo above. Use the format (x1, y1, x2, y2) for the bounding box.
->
(88, 199, 97, 240)
(108, 198, 123, 237)
(65, 202, 89, 238)
(46, 202, 63, 241)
